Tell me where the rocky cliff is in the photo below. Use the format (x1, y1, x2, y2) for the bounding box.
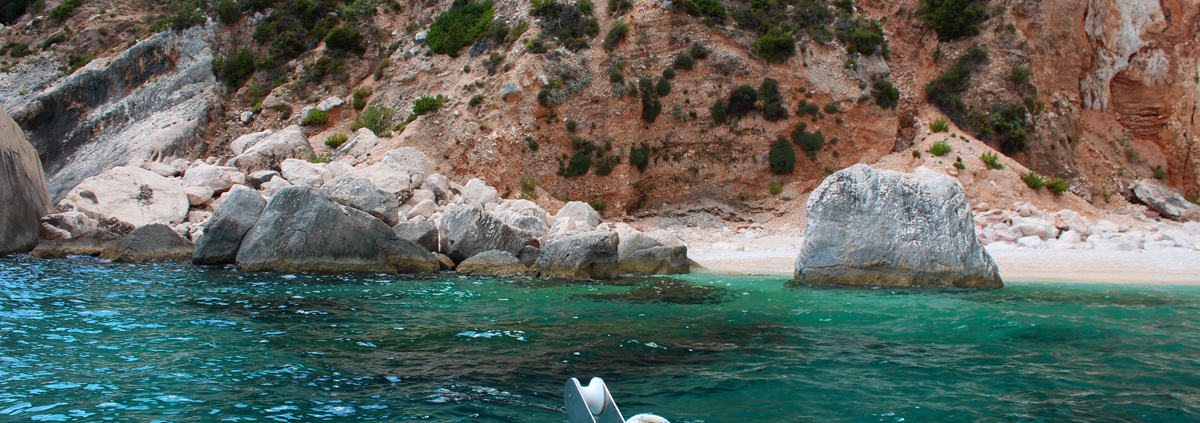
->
(0, 107, 51, 254)
(1, 0, 1196, 218)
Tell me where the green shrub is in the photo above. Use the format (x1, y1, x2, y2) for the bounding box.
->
(953, 161, 965, 169)
(325, 133, 349, 148)
(169, 1, 206, 32)
(641, 91, 662, 122)
(6, 42, 32, 57)
(595, 158, 614, 175)
(769, 137, 796, 174)
(608, 0, 632, 16)
(352, 88, 371, 109)
(325, 26, 365, 55)
(824, 103, 839, 114)
(796, 130, 824, 156)
(590, 200, 607, 210)
(928, 140, 952, 156)
(753, 28, 795, 63)
(427, 0, 495, 57)
(252, 0, 343, 67)
(917, 0, 985, 41)
(656, 77, 671, 97)
(1153, 166, 1167, 179)
(1047, 179, 1068, 195)
(528, 138, 539, 151)
(212, 47, 257, 89)
(307, 56, 346, 82)
(912, 150, 922, 158)
(374, 58, 390, 79)
(353, 105, 395, 134)
(564, 152, 592, 177)
(925, 45, 987, 121)
(602, 19, 629, 51)
(673, 52, 694, 70)
(1, 0, 36, 25)
(629, 143, 650, 171)
(531, 0, 599, 52)
(679, 0, 726, 23)
(566, 120, 577, 131)
(50, 0, 81, 21)
(711, 99, 728, 123)
(727, 85, 758, 116)
(410, 95, 447, 120)
(1021, 171, 1046, 189)
(930, 117, 949, 132)
(768, 180, 783, 195)
(990, 103, 1028, 153)
(689, 42, 711, 59)
(760, 78, 787, 121)
(1011, 64, 1031, 85)
(837, 17, 887, 56)
(216, 0, 241, 23)
(871, 75, 899, 109)
(980, 151, 1003, 170)
(662, 67, 676, 80)
(301, 108, 329, 126)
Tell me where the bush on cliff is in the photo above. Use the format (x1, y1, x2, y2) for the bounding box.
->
(213, 47, 257, 89)
(769, 137, 796, 174)
(353, 105, 395, 135)
(427, 0, 494, 57)
(917, 0, 986, 41)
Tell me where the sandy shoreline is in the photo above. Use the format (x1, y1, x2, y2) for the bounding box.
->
(690, 248, 1200, 286)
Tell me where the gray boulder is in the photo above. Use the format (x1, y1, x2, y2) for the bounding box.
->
(320, 175, 400, 226)
(228, 125, 314, 173)
(536, 230, 620, 280)
(29, 230, 121, 259)
(236, 186, 439, 273)
(456, 250, 532, 277)
(39, 212, 98, 240)
(332, 128, 378, 163)
(438, 206, 530, 262)
(246, 170, 281, 189)
(3, 25, 219, 201)
(617, 231, 689, 275)
(793, 165, 1002, 289)
(393, 220, 439, 253)
(1132, 180, 1200, 221)
(101, 224, 194, 262)
(193, 186, 267, 265)
(0, 107, 52, 254)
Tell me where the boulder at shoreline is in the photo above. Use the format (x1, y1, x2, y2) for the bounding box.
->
(236, 186, 439, 274)
(193, 186, 267, 265)
(794, 165, 1002, 289)
(0, 107, 52, 255)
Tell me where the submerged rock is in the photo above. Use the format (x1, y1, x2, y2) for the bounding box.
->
(29, 230, 121, 259)
(0, 107, 52, 254)
(193, 186, 267, 265)
(793, 165, 1002, 289)
(236, 186, 439, 274)
(617, 231, 689, 275)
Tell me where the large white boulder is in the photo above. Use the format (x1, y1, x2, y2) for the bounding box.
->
(229, 129, 274, 155)
(382, 147, 434, 176)
(555, 201, 602, 230)
(280, 158, 331, 188)
(228, 125, 313, 173)
(58, 166, 189, 227)
(182, 164, 246, 193)
(461, 178, 499, 209)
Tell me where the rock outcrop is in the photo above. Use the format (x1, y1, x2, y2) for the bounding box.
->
(1132, 181, 1200, 221)
(236, 186, 438, 273)
(537, 230, 620, 280)
(617, 231, 689, 275)
(393, 220, 438, 252)
(438, 206, 529, 262)
(0, 107, 51, 254)
(793, 165, 1002, 289)
(228, 126, 314, 173)
(2, 24, 220, 201)
(456, 250, 531, 277)
(57, 166, 189, 227)
(193, 186, 267, 265)
(320, 174, 401, 225)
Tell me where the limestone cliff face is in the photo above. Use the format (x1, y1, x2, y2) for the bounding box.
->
(0, 108, 51, 254)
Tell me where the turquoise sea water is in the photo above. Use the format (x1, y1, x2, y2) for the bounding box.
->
(1, 256, 1199, 422)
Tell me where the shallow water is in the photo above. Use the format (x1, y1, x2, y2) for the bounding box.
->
(2, 256, 1199, 422)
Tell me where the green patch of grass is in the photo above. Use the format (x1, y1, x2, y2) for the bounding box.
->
(629, 143, 650, 171)
(679, 0, 726, 23)
(980, 151, 1004, 170)
(953, 161, 965, 170)
(602, 19, 629, 51)
(1021, 170, 1046, 190)
(930, 117, 949, 132)
(50, 0, 81, 22)
(353, 104, 395, 135)
(63, 54, 94, 75)
(1011, 64, 1031, 85)
(531, 0, 599, 51)
(325, 26, 365, 55)
(352, 88, 371, 109)
(1047, 179, 1068, 195)
(710, 99, 727, 124)
(1153, 166, 1167, 179)
(470, 93, 485, 107)
(837, 17, 887, 56)
(871, 73, 899, 109)
(928, 140, 952, 156)
(324, 133, 349, 148)
(912, 150, 922, 158)
(768, 180, 783, 195)
(753, 28, 795, 63)
(925, 45, 987, 121)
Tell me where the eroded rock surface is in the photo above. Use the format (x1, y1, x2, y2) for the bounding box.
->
(0, 107, 51, 254)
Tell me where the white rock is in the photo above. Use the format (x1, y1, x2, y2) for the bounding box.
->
(1011, 216, 1059, 240)
(280, 158, 330, 188)
(1150, 229, 1193, 249)
(406, 189, 436, 207)
(240, 111, 254, 124)
(382, 147, 435, 176)
(349, 161, 411, 195)
(187, 210, 212, 224)
(184, 185, 214, 206)
(555, 201, 601, 229)
(332, 128, 378, 163)
(462, 178, 499, 209)
(1144, 240, 1177, 251)
(228, 126, 313, 173)
(1015, 202, 1040, 217)
(1057, 230, 1083, 245)
(421, 173, 451, 202)
(317, 96, 344, 112)
(325, 160, 353, 180)
(1093, 220, 1120, 234)
(182, 164, 246, 193)
(259, 176, 293, 198)
(229, 129, 274, 155)
(142, 160, 185, 177)
(58, 166, 189, 227)
(495, 198, 551, 225)
(1016, 235, 1047, 249)
(409, 199, 437, 219)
